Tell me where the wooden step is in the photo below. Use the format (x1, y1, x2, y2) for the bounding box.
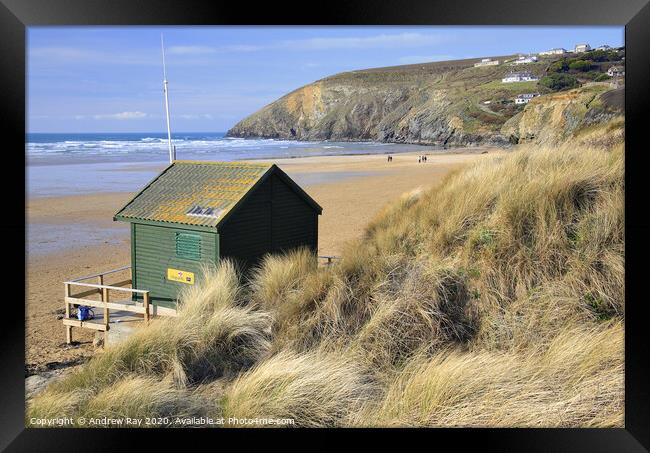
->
(62, 318, 108, 331)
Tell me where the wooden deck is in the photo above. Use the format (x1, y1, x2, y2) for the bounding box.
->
(63, 265, 177, 345)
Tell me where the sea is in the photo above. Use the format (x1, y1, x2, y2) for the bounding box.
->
(26, 132, 430, 165)
(26, 132, 432, 198)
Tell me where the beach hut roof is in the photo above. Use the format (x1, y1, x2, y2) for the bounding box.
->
(114, 160, 322, 228)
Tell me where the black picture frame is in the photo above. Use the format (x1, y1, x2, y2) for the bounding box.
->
(3, 0, 649, 449)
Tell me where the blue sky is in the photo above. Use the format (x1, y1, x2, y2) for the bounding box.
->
(27, 26, 623, 133)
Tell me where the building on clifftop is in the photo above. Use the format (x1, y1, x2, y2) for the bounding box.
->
(474, 58, 500, 67)
(514, 92, 541, 104)
(502, 72, 539, 83)
(539, 48, 567, 56)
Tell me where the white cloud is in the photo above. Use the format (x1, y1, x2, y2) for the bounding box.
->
(175, 113, 214, 120)
(92, 111, 148, 120)
(29, 47, 101, 59)
(398, 54, 456, 64)
(162, 32, 452, 56)
(29, 32, 454, 71)
(29, 46, 158, 66)
(281, 33, 452, 50)
(167, 44, 266, 54)
(161, 32, 453, 56)
(167, 46, 216, 55)
(222, 44, 264, 52)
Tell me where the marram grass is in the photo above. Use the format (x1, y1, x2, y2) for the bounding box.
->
(28, 129, 624, 427)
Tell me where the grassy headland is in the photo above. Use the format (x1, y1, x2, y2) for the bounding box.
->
(227, 49, 624, 148)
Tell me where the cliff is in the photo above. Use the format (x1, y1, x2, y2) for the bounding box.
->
(227, 56, 623, 147)
(501, 85, 624, 146)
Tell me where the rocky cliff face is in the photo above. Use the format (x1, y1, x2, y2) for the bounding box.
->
(500, 85, 624, 146)
(227, 57, 623, 147)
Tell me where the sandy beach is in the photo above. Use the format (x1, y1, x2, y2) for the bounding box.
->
(26, 148, 505, 374)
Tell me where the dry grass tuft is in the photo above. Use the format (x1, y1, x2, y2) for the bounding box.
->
(354, 322, 623, 427)
(351, 258, 475, 370)
(221, 350, 377, 427)
(79, 376, 214, 426)
(248, 247, 318, 311)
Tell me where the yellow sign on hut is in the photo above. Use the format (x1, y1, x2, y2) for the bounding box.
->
(167, 268, 195, 285)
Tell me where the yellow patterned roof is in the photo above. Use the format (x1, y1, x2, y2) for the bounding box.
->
(114, 161, 273, 228)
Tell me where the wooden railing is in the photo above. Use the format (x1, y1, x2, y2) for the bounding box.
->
(63, 265, 177, 344)
(318, 255, 341, 266)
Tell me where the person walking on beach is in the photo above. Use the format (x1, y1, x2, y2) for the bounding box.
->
(418, 156, 421, 163)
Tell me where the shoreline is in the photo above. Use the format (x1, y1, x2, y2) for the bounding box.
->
(27, 147, 503, 199)
(26, 143, 501, 168)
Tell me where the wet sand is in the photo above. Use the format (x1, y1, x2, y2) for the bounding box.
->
(26, 149, 505, 374)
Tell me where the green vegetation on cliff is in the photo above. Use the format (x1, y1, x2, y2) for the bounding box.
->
(539, 73, 580, 91)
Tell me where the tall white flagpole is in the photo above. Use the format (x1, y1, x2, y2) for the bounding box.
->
(161, 33, 175, 163)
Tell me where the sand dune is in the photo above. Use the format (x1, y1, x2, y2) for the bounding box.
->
(26, 149, 504, 374)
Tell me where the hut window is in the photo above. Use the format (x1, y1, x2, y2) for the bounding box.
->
(186, 205, 224, 218)
(176, 232, 201, 260)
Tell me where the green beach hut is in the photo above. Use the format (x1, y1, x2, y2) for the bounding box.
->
(114, 160, 322, 309)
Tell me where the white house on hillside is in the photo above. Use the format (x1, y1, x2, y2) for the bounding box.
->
(539, 48, 567, 56)
(502, 72, 539, 83)
(514, 93, 540, 104)
(575, 43, 591, 53)
(607, 65, 625, 77)
(474, 58, 500, 67)
(595, 44, 611, 51)
(513, 55, 538, 64)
